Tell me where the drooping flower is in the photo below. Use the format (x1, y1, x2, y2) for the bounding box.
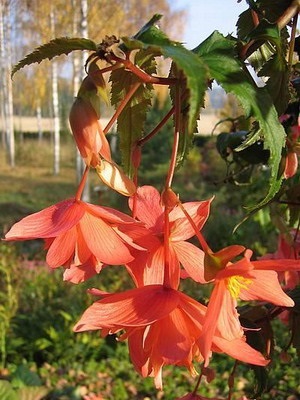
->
(126, 185, 211, 288)
(74, 285, 268, 389)
(194, 245, 300, 366)
(69, 75, 111, 168)
(5, 198, 145, 281)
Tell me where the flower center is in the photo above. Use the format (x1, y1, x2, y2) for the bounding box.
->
(226, 275, 252, 299)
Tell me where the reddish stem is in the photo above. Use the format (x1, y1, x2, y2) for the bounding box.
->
(103, 81, 142, 135)
(108, 54, 177, 85)
(178, 201, 211, 253)
(75, 165, 90, 201)
(138, 105, 175, 147)
(165, 85, 181, 189)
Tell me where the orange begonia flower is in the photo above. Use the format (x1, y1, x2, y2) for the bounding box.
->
(74, 285, 268, 389)
(126, 186, 211, 288)
(5, 198, 145, 282)
(194, 246, 300, 366)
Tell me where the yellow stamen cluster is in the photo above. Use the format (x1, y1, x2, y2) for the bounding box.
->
(226, 275, 252, 299)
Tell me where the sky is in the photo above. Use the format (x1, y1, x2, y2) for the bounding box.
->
(173, 0, 247, 49)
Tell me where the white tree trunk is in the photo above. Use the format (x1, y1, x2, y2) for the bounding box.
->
(36, 103, 43, 142)
(0, 2, 14, 166)
(50, 9, 60, 175)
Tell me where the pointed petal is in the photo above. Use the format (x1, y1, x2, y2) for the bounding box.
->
(128, 186, 163, 230)
(46, 227, 77, 268)
(5, 199, 84, 240)
(172, 241, 205, 283)
(170, 199, 212, 241)
(63, 257, 103, 284)
(74, 285, 179, 331)
(212, 336, 269, 366)
(79, 212, 134, 264)
(239, 270, 294, 307)
(199, 281, 226, 366)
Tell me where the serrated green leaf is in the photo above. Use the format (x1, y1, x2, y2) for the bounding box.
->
(194, 31, 286, 211)
(110, 49, 156, 176)
(12, 37, 97, 77)
(122, 34, 207, 135)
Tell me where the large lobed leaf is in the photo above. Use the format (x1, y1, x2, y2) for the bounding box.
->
(194, 31, 286, 211)
(12, 37, 97, 77)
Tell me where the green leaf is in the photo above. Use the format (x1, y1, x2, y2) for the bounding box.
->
(12, 37, 97, 77)
(0, 381, 18, 400)
(110, 49, 156, 176)
(11, 365, 42, 389)
(16, 386, 49, 400)
(121, 16, 207, 134)
(194, 31, 286, 211)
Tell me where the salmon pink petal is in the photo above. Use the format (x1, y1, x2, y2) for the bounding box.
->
(213, 245, 246, 265)
(239, 270, 294, 307)
(128, 328, 148, 374)
(76, 226, 93, 264)
(284, 151, 298, 179)
(216, 288, 243, 341)
(143, 244, 165, 285)
(252, 258, 300, 271)
(79, 212, 134, 265)
(172, 241, 205, 283)
(212, 336, 269, 366)
(97, 121, 112, 161)
(5, 199, 84, 240)
(74, 285, 179, 331)
(170, 200, 212, 241)
(86, 202, 139, 225)
(129, 186, 163, 230)
(199, 281, 226, 366)
(46, 227, 77, 268)
(63, 257, 103, 284)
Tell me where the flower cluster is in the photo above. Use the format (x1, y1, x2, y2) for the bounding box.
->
(5, 34, 300, 397)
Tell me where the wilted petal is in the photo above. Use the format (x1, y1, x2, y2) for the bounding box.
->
(96, 160, 136, 196)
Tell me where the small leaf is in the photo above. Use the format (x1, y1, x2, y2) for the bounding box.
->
(194, 31, 286, 211)
(12, 37, 97, 77)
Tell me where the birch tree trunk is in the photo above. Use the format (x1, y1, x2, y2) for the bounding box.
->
(0, 1, 14, 167)
(50, 8, 60, 175)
